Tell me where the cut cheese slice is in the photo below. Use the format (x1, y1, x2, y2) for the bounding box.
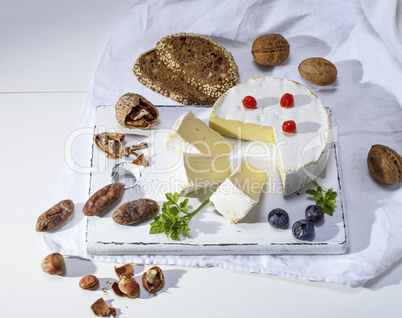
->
(167, 110, 234, 155)
(210, 159, 267, 223)
(171, 153, 232, 195)
(209, 76, 331, 196)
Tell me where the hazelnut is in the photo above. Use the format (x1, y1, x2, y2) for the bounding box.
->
(79, 275, 99, 290)
(251, 33, 290, 66)
(118, 276, 140, 299)
(111, 263, 139, 298)
(142, 266, 164, 292)
(367, 144, 402, 184)
(41, 253, 65, 275)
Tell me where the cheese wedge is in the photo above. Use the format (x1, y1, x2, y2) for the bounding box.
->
(210, 159, 267, 223)
(167, 110, 234, 155)
(171, 153, 232, 195)
(209, 76, 331, 196)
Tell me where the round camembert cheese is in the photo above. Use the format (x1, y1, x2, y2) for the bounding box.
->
(209, 76, 331, 196)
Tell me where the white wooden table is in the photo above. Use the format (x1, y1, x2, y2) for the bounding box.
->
(1, 1, 402, 316)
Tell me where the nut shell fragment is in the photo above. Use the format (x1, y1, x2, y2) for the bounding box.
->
(41, 253, 65, 275)
(83, 183, 125, 216)
(131, 153, 149, 166)
(114, 263, 134, 279)
(112, 199, 160, 225)
(36, 199, 74, 232)
(142, 266, 164, 292)
(90, 298, 116, 317)
(111, 281, 126, 297)
(115, 93, 159, 129)
(94, 132, 126, 159)
(367, 144, 402, 184)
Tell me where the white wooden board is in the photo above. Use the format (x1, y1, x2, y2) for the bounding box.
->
(84, 105, 348, 255)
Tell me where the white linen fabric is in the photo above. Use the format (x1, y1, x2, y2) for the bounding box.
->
(43, 0, 402, 287)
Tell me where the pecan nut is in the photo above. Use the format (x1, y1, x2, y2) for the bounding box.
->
(115, 93, 159, 129)
(36, 199, 74, 232)
(112, 199, 159, 225)
(94, 132, 125, 159)
(83, 183, 125, 216)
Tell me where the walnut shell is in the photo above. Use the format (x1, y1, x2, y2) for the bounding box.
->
(251, 34, 290, 66)
(298, 57, 337, 86)
(115, 93, 159, 129)
(367, 144, 402, 184)
(94, 132, 125, 159)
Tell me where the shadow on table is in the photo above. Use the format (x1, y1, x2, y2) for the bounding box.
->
(139, 268, 186, 299)
(364, 257, 402, 290)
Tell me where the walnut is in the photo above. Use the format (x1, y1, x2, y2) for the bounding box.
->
(251, 34, 290, 66)
(298, 57, 337, 86)
(367, 144, 402, 184)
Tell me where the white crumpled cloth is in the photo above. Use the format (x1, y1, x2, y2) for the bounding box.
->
(43, 0, 402, 288)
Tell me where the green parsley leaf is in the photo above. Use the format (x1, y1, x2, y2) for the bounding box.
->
(150, 192, 210, 241)
(305, 183, 338, 216)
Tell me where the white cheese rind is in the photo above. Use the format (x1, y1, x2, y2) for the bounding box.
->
(210, 180, 257, 224)
(210, 159, 267, 224)
(209, 76, 331, 196)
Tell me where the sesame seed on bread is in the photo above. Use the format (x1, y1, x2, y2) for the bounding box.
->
(156, 33, 240, 98)
(133, 49, 216, 106)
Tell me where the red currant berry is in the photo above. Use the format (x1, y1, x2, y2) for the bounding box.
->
(282, 120, 296, 133)
(242, 96, 257, 109)
(280, 93, 294, 108)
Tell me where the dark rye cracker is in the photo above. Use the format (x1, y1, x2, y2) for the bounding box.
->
(133, 49, 216, 106)
(156, 33, 239, 98)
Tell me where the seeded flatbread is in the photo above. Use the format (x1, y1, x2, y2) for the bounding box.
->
(133, 49, 216, 106)
(156, 33, 239, 98)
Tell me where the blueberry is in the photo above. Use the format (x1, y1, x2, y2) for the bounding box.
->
(305, 205, 324, 223)
(268, 208, 289, 229)
(292, 219, 315, 241)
